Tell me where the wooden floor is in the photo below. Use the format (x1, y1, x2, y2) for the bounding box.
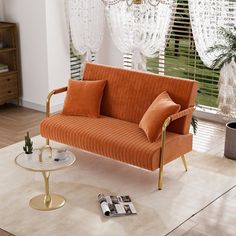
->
(0, 104, 232, 236)
(0, 104, 45, 148)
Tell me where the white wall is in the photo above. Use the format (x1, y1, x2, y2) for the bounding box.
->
(4, 0, 70, 111)
(45, 0, 70, 109)
(0, 0, 4, 21)
(4, 0, 49, 110)
(3, 0, 121, 111)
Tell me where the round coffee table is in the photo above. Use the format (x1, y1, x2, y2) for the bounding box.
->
(15, 146, 76, 211)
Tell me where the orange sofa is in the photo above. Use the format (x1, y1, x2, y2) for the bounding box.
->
(40, 63, 198, 189)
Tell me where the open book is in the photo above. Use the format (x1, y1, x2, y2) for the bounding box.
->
(98, 194, 137, 217)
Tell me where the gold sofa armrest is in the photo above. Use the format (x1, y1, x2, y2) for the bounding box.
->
(158, 106, 195, 190)
(169, 107, 195, 122)
(46, 86, 68, 118)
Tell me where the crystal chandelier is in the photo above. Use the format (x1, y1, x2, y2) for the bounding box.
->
(102, 0, 163, 7)
(105, 0, 175, 70)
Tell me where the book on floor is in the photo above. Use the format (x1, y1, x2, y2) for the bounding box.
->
(98, 194, 137, 217)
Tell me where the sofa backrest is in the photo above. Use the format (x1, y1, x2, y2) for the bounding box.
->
(83, 63, 198, 134)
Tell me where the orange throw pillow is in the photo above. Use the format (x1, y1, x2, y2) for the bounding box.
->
(62, 79, 106, 118)
(139, 91, 181, 142)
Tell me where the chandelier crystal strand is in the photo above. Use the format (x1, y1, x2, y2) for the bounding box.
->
(148, 0, 161, 7)
(189, 0, 236, 117)
(105, 0, 176, 71)
(103, 0, 162, 7)
(67, 0, 105, 63)
(126, 0, 134, 7)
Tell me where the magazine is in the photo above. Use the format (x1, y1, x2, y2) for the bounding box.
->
(98, 194, 137, 217)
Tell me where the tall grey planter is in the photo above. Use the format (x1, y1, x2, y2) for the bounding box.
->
(224, 122, 236, 160)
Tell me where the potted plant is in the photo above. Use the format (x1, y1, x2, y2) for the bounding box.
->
(191, 115, 198, 135)
(23, 132, 33, 160)
(207, 27, 236, 159)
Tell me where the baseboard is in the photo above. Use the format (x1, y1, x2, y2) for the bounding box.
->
(19, 99, 63, 113)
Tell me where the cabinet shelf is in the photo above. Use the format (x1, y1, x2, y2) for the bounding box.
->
(0, 70, 17, 76)
(0, 48, 17, 53)
(0, 22, 20, 104)
(0, 22, 15, 29)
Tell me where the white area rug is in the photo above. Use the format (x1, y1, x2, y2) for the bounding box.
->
(0, 136, 236, 236)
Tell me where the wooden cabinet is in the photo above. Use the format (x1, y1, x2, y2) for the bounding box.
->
(0, 22, 20, 104)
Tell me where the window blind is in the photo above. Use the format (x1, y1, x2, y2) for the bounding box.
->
(70, 49, 82, 80)
(147, 0, 220, 108)
(70, 47, 96, 80)
(123, 54, 133, 69)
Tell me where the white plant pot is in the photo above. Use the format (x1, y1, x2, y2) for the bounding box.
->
(25, 153, 33, 160)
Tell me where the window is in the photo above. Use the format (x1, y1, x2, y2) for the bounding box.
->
(70, 48, 82, 80)
(147, 0, 220, 108)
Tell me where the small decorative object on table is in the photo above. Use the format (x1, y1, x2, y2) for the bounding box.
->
(23, 132, 33, 159)
(54, 149, 69, 162)
(98, 194, 137, 217)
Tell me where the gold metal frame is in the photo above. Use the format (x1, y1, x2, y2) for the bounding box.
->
(46, 87, 67, 145)
(45, 87, 190, 191)
(133, 0, 143, 4)
(181, 155, 188, 172)
(158, 118, 188, 190)
(158, 117, 171, 190)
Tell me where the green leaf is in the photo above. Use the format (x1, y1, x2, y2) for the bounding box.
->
(207, 27, 236, 69)
(191, 116, 198, 135)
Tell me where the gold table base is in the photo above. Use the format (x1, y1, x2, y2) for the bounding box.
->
(29, 194, 65, 211)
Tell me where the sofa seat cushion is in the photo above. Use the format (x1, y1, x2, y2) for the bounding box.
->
(40, 114, 192, 171)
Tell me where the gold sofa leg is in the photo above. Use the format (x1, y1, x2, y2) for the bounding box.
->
(181, 155, 188, 171)
(158, 164, 164, 190)
(158, 117, 171, 190)
(46, 138, 49, 146)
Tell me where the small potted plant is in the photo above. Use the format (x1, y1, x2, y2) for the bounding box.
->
(23, 132, 33, 159)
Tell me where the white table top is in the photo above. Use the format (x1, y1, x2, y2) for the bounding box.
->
(15, 148, 76, 172)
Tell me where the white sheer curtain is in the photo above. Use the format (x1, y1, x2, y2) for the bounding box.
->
(189, 0, 235, 68)
(105, 0, 177, 71)
(218, 61, 236, 117)
(189, 0, 236, 117)
(67, 0, 105, 63)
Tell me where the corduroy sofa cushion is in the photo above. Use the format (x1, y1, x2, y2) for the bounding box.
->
(40, 114, 192, 171)
(83, 63, 198, 135)
(139, 91, 181, 142)
(62, 79, 106, 118)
